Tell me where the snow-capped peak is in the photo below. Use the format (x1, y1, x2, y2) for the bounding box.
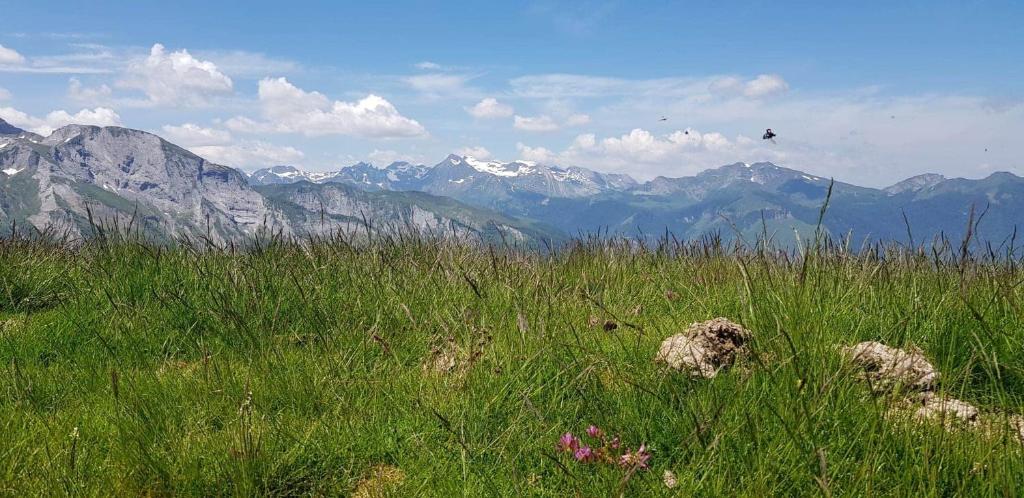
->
(463, 155, 520, 177)
(267, 165, 302, 177)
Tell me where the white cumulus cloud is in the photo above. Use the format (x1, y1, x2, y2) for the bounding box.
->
(190, 141, 305, 168)
(595, 128, 731, 162)
(0, 44, 26, 65)
(743, 74, 789, 98)
(227, 77, 427, 138)
(515, 143, 557, 163)
(0, 106, 121, 135)
(467, 98, 514, 119)
(455, 146, 492, 159)
(68, 77, 114, 104)
(513, 127, 776, 179)
(161, 123, 232, 146)
(118, 43, 233, 106)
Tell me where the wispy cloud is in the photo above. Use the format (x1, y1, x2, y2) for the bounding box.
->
(513, 114, 560, 132)
(8, 32, 108, 41)
(190, 140, 305, 169)
(508, 73, 789, 101)
(414, 61, 442, 70)
(366, 148, 426, 165)
(511, 90, 1024, 185)
(0, 42, 124, 74)
(194, 49, 302, 78)
(527, 1, 619, 36)
(513, 113, 591, 132)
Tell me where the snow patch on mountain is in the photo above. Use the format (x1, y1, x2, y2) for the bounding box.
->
(464, 156, 521, 177)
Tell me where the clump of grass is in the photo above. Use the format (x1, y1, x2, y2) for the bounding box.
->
(0, 224, 1022, 496)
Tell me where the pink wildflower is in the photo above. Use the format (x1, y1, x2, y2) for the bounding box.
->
(573, 445, 595, 462)
(619, 444, 652, 469)
(609, 436, 621, 449)
(557, 432, 579, 453)
(586, 425, 602, 438)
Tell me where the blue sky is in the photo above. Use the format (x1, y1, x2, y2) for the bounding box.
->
(1, 0, 1021, 186)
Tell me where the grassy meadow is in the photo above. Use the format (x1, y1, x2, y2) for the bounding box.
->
(1, 229, 1023, 496)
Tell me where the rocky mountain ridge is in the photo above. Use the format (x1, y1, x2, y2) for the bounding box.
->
(0, 119, 557, 244)
(248, 155, 1023, 244)
(3, 118, 1021, 245)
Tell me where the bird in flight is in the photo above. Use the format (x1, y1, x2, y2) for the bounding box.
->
(762, 128, 777, 143)
(659, 116, 667, 121)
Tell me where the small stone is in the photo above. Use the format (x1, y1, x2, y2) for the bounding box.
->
(662, 469, 678, 489)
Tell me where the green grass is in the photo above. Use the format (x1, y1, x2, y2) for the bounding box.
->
(1, 232, 1023, 496)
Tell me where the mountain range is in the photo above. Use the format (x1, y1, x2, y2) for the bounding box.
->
(2, 117, 1021, 246)
(250, 154, 1024, 245)
(0, 119, 555, 245)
